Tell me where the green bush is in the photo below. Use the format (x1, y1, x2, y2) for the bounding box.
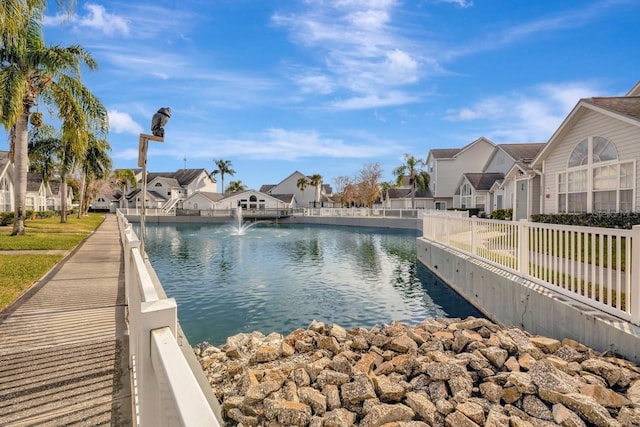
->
(530, 212, 640, 229)
(0, 212, 14, 226)
(491, 208, 512, 220)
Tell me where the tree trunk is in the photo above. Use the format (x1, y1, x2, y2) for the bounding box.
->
(11, 114, 29, 236)
(77, 171, 86, 218)
(60, 173, 68, 223)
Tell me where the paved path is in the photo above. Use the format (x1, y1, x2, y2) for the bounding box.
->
(0, 215, 131, 426)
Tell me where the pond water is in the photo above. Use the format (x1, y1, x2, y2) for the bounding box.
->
(142, 222, 483, 345)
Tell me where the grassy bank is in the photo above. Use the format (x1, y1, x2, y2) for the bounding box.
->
(0, 213, 105, 310)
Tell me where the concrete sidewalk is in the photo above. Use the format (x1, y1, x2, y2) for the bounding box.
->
(0, 214, 131, 426)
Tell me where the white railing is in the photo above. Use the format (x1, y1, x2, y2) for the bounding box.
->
(423, 214, 640, 325)
(116, 211, 219, 427)
(303, 208, 469, 218)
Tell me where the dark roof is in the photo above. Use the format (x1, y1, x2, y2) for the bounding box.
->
(430, 148, 461, 159)
(259, 184, 276, 193)
(0, 150, 10, 171)
(464, 173, 505, 191)
(387, 187, 433, 199)
(498, 143, 546, 162)
(126, 188, 167, 201)
(146, 169, 207, 186)
(271, 193, 295, 203)
(27, 173, 43, 192)
(585, 96, 640, 121)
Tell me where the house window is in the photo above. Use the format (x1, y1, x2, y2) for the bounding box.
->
(460, 183, 472, 208)
(154, 182, 162, 187)
(558, 136, 634, 213)
(435, 201, 446, 210)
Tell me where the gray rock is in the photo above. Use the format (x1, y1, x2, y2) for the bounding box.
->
(360, 403, 415, 427)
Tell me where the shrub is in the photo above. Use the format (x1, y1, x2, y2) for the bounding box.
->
(530, 212, 640, 229)
(492, 208, 512, 220)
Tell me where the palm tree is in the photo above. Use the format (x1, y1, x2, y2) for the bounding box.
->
(212, 159, 235, 194)
(297, 176, 309, 207)
(113, 169, 137, 193)
(225, 180, 246, 193)
(380, 181, 394, 208)
(0, 14, 108, 234)
(309, 174, 322, 208)
(393, 154, 429, 209)
(77, 134, 111, 217)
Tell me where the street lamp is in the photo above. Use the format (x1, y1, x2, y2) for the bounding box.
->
(138, 107, 171, 256)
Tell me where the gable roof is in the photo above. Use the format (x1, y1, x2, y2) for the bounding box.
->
(463, 173, 505, 191)
(626, 81, 640, 97)
(27, 173, 45, 192)
(533, 96, 640, 166)
(259, 184, 276, 193)
(429, 148, 461, 159)
(584, 97, 640, 121)
(185, 191, 224, 202)
(498, 143, 546, 162)
(146, 169, 209, 186)
(271, 193, 295, 203)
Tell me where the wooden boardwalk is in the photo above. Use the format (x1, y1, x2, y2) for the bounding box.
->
(0, 215, 131, 426)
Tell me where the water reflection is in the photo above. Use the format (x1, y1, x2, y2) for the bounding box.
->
(142, 223, 483, 345)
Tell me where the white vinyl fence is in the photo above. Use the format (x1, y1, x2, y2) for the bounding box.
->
(117, 211, 219, 427)
(423, 214, 640, 325)
(303, 208, 469, 218)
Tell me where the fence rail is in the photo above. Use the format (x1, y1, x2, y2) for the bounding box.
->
(303, 208, 469, 218)
(116, 211, 219, 427)
(422, 214, 640, 324)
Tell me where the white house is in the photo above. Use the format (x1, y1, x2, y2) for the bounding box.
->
(0, 151, 15, 213)
(215, 190, 295, 211)
(47, 179, 74, 211)
(260, 171, 330, 208)
(25, 173, 51, 212)
(182, 192, 225, 211)
(426, 137, 497, 210)
(531, 85, 640, 215)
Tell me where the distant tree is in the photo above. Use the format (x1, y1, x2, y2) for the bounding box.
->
(380, 181, 394, 207)
(212, 159, 235, 194)
(333, 175, 350, 207)
(309, 174, 322, 207)
(1, 12, 107, 233)
(358, 163, 383, 208)
(393, 154, 429, 209)
(226, 180, 247, 193)
(77, 134, 111, 217)
(297, 176, 309, 207)
(113, 169, 137, 193)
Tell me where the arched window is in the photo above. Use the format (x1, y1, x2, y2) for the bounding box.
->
(249, 195, 257, 209)
(558, 137, 633, 213)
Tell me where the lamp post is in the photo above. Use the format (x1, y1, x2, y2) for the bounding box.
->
(138, 107, 171, 256)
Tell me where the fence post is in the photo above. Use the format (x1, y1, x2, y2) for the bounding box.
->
(471, 216, 477, 255)
(519, 219, 529, 275)
(124, 231, 140, 308)
(137, 298, 178, 427)
(631, 225, 640, 325)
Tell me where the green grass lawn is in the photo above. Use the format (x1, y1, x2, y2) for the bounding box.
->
(0, 213, 105, 311)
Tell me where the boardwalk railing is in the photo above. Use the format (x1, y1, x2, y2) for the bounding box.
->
(303, 207, 469, 218)
(116, 211, 219, 427)
(422, 214, 640, 325)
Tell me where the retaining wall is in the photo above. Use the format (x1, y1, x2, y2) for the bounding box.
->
(417, 237, 640, 364)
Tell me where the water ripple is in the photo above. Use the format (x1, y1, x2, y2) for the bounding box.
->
(143, 223, 482, 345)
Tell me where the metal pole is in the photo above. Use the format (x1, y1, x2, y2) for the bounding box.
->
(140, 137, 148, 257)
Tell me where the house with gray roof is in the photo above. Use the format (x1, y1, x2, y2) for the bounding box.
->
(530, 83, 640, 217)
(0, 151, 14, 213)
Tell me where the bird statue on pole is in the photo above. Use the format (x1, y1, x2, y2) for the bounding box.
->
(151, 107, 171, 138)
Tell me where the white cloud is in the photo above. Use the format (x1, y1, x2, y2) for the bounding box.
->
(108, 110, 144, 134)
(44, 3, 129, 36)
(272, 0, 431, 108)
(159, 127, 401, 161)
(435, 0, 473, 8)
(331, 92, 418, 110)
(78, 4, 129, 36)
(444, 81, 604, 142)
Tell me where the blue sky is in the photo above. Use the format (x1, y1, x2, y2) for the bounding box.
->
(3, 0, 640, 191)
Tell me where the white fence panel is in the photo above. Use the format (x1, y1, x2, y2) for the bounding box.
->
(116, 211, 219, 427)
(422, 214, 640, 324)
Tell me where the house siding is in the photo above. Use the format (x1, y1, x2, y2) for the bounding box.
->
(542, 109, 640, 213)
(484, 149, 514, 174)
